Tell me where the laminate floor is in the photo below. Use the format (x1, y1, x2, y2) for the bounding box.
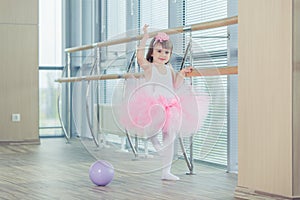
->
(0, 138, 237, 200)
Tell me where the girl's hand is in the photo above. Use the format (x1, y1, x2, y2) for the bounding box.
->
(179, 66, 193, 77)
(143, 24, 149, 39)
(143, 24, 149, 33)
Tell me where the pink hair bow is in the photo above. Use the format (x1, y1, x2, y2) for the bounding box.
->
(155, 32, 169, 43)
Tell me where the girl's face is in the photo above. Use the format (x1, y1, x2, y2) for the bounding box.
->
(151, 43, 171, 65)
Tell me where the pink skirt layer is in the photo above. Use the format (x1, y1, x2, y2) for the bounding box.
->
(111, 78, 209, 138)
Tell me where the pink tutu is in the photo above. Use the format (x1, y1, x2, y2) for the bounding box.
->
(112, 78, 209, 138)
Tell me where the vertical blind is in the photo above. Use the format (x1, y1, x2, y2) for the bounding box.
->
(100, 0, 127, 104)
(182, 0, 228, 165)
(139, 0, 168, 31)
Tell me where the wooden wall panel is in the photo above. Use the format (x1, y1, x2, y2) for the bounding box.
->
(238, 0, 293, 197)
(0, 0, 39, 143)
(0, 0, 38, 24)
(293, 0, 300, 196)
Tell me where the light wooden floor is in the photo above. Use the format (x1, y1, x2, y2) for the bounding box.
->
(0, 138, 238, 200)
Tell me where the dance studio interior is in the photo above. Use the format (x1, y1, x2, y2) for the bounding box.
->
(1, 0, 299, 199)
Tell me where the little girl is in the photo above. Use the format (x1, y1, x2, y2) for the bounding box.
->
(136, 25, 195, 181)
(114, 25, 208, 181)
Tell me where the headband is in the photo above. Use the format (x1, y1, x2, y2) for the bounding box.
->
(154, 32, 169, 43)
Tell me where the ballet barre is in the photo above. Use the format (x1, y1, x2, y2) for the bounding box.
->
(55, 66, 238, 83)
(65, 16, 238, 53)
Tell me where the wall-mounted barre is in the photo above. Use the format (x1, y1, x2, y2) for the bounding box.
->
(55, 66, 238, 83)
(65, 16, 238, 53)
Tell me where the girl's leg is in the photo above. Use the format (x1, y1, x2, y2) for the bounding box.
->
(149, 135, 162, 152)
(161, 131, 179, 181)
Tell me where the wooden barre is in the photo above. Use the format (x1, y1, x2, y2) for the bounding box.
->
(188, 66, 238, 77)
(65, 16, 238, 53)
(55, 66, 238, 83)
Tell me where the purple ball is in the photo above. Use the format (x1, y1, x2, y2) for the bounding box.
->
(89, 160, 114, 186)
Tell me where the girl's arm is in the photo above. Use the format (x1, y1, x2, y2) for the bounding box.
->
(137, 24, 151, 71)
(173, 66, 193, 89)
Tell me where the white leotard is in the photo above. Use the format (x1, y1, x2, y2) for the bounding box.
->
(148, 64, 174, 98)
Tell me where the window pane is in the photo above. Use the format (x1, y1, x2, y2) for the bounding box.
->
(39, 70, 63, 137)
(140, 0, 168, 29)
(39, 0, 62, 66)
(181, 0, 228, 166)
(39, 0, 64, 137)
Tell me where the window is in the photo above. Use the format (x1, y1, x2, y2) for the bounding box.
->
(39, 70, 63, 137)
(176, 0, 229, 166)
(65, 0, 237, 168)
(39, 0, 63, 137)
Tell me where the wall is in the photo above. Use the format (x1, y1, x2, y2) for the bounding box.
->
(292, 0, 300, 196)
(237, 0, 300, 198)
(0, 0, 39, 144)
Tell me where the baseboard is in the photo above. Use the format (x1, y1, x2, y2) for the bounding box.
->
(235, 186, 300, 200)
(0, 139, 40, 145)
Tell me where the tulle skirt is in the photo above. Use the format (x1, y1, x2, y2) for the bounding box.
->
(111, 78, 209, 138)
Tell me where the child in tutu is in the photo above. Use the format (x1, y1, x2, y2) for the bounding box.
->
(114, 24, 208, 181)
(135, 25, 194, 181)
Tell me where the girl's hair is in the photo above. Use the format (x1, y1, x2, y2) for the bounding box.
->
(146, 37, 173, 64)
